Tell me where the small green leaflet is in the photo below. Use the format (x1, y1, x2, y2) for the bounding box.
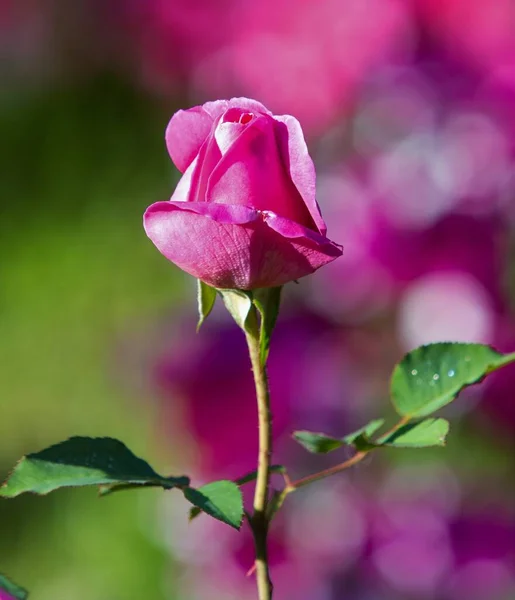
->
(0, 574, 28, 600)
(293, 431, 344, 454)
(377, 418, 450, 448)
(391, 343, 515, 418)
(342, 419, 386, 448)
(189, 465, 285, 522)
(0, 437, 189, 498)
(294, 418, 449, 453)
(183, 481, 243, 530)
(196, 280, 216, 331)
(293, 419, 385, 454)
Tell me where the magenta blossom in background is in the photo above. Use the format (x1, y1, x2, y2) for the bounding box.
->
(191, 0, 410, 133)
(117, 0, 410, 133)
(416, 0, 515, 73)
(144, 98, 342, 290)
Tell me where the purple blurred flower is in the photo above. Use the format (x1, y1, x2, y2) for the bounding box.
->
(477, 323, 515, 432)
(313, 164, 508, 328)
(163, 457, 515, 600)
(309, 50, 515, 325)
(447, 511, 515, 600)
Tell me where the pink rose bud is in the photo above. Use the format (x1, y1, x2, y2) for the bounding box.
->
(144, 98, 342, 289)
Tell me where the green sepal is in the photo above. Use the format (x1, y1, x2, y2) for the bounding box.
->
(252, 287, 282, 364)
(197, 280, 217, 331)
(391, 342, 515, 418)
(217, 289, 256, 333)
(216, 287, 282, 364)
(0, 437, 189, 498)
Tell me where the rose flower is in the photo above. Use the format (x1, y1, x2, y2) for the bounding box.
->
(144, 98, 342, 289)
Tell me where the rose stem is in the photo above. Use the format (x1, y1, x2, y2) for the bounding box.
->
(245, 318, 273, 600)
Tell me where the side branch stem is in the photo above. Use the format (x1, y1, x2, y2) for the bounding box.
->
(289, 451, 367, 490)
(245, 320, 273, 600)
(285, 415, 411, 493)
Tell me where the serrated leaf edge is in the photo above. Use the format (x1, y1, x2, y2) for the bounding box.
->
(391, 345, 515, 418)
(183, 481, 244, 530)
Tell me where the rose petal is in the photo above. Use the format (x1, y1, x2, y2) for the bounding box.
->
(202, 97, 272, 120)
(273, 114, 327, 235)
(170, 154, 198, 201)
(214, 120, 247, 154)
(165, 98, 271, 173)
(207, 114, 317, 229)
(144, 202, 342, 289)
(165, 106, 215, 173)
(262, 211, 339, 246)
(186, 129, 223, 202)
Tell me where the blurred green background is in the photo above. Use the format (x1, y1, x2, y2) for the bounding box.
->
(0, 79, 189, 599)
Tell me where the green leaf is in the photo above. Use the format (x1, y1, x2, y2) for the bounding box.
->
(293, 419, 385, 454)
(391, 343, 515, 418)
(183, 481, 243, 530)
(377, 418, 450, 448)
(0, 574, 28, 600)
(217, 289, 256, 333)
(342, 419, 386, 446)
(97, 478, 188, 497)
(293, 431, 345, 454)
(0, 437, 189, 498)
(188, 465, 286, 522)
(196, 280, 217, 331)
(252, 287, 282, 364)
(294, 418, 449, 453)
